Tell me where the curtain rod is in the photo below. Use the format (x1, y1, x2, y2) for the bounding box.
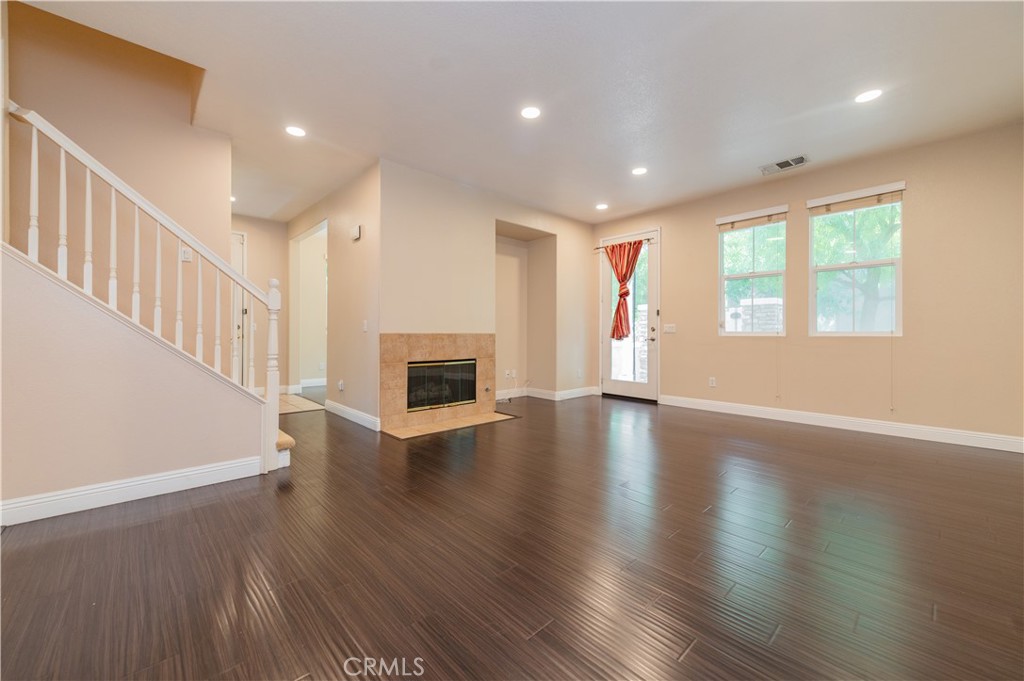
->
(593, 237, 655, 252)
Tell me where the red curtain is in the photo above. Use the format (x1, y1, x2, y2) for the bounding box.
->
(605, 240, 644, 340)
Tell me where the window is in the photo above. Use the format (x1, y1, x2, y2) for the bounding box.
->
(809, 183, 903, 335)
(718, 206, 787, 335)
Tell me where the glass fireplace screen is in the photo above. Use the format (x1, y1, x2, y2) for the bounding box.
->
(407, 359, 477, 412)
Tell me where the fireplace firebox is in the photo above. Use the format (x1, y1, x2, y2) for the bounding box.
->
(407, 359, 476, 412)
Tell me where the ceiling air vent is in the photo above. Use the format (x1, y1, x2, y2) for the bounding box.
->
(759, 155, 808, 176)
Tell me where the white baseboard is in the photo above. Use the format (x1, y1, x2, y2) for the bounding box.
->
(278, 449, 291, 468)
(299, 378, 327, 388)
(527, 386, 601, 401)
(286, 384, 303, 395)
(325, 399, 381, 432)
(658, 395, 1024, 453)
(0, 456, 261, 526)
(496, 387, 528, 401)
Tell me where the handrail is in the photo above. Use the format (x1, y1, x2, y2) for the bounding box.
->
(8, 100, 268, 306)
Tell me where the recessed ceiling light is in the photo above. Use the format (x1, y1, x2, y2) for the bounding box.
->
(520, 106, 541, 119)
(230, 196, 236, 202)
(855, 89, 882, 103)
(285, 125, 307, 137)
(632, 167, 648, 176)
(595, 203, 609, 210)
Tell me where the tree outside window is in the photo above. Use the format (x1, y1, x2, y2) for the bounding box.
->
(720, 220, 786, 334)
(811, 200, 901, 334)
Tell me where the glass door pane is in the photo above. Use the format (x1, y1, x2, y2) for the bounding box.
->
(609, 244, 648, 383)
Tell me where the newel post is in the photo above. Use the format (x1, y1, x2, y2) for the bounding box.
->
(263, 278, 282, 473)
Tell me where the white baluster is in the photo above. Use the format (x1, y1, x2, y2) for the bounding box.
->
(214, 273, 222, 373)
(175, 239, 183, 349)
(57, 149, 68, 279)
(83, 170, 93, 294)
(231, 283, 241, 384)
(264, 278, 282, 472)
(28, 127, 39, 262)
(153, 226, 162, 337)
(108, 187, 117, 309)
(195, 257, 204, 363)
(131, 206, 141, 322)
(248, 293, 256, 391)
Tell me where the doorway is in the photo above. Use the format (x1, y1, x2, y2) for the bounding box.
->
(600, 229, 660, 401)
(288, 220, 328, 404)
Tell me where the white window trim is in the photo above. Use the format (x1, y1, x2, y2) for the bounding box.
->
(716, 204, 789, 226)
(808, 209, 903, 337)
(718, 221, 787, 337)
(806, 181, 905, 209)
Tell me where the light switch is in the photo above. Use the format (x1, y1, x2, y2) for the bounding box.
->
(664, 323, 677, 333)
(180, 245, 193, 263)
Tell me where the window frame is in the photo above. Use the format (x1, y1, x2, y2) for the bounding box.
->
(807, 183, 904, 337)
(716, 206, 788, 337)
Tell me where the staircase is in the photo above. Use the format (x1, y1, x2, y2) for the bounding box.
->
(2, 102, 286, 525)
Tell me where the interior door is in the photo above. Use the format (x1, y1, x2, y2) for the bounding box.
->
(230, 232, 247, 384)
(601, 230, 659, 400)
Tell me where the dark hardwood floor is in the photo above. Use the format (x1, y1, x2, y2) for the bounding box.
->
(2, 396, 1022, 680)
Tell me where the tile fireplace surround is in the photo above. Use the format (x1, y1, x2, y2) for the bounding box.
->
(380, 333, 496, 431)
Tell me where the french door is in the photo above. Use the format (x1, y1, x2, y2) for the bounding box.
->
(600, 229, 659, 400)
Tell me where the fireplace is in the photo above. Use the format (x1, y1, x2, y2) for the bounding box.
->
(407, 359, 477, 412)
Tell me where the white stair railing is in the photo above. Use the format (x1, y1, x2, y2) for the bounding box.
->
(8, 101, 282, 473)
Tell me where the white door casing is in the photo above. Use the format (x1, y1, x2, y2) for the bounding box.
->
(600, 229, 660, 401)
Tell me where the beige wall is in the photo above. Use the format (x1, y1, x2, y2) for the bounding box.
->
(380, 160, 498, 334)
(2, 1, 9, 243)
(231, 214, 290, 389)
(527, 236, 558, 392)
(288, 163, 381, 417)
(595, 122, 1024, 437)
(379, 159, 597, 392)
(2, 248, 262, 500)
(8, 3, 229, 258)
(495, 236, 529, 392)
(297, 228, 327, 383)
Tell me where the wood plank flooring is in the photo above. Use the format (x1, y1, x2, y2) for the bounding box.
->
(2, 396, 1022, 680)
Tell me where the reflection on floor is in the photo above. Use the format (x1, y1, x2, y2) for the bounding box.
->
(2, 397, 1020, 680)
(279, 394, 324, 414)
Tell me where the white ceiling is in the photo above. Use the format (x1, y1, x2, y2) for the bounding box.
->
(29, 2, 1024, 225)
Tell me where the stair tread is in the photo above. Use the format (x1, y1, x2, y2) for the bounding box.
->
(276, 430, 296, 451)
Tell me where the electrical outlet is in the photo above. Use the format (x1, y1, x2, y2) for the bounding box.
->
(319, 361, 326, 371)
(708, 377, 716, 388)
(362, 320, 368, 332)
(577, 369, 583, 379)
(338, 380, 345, 391)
